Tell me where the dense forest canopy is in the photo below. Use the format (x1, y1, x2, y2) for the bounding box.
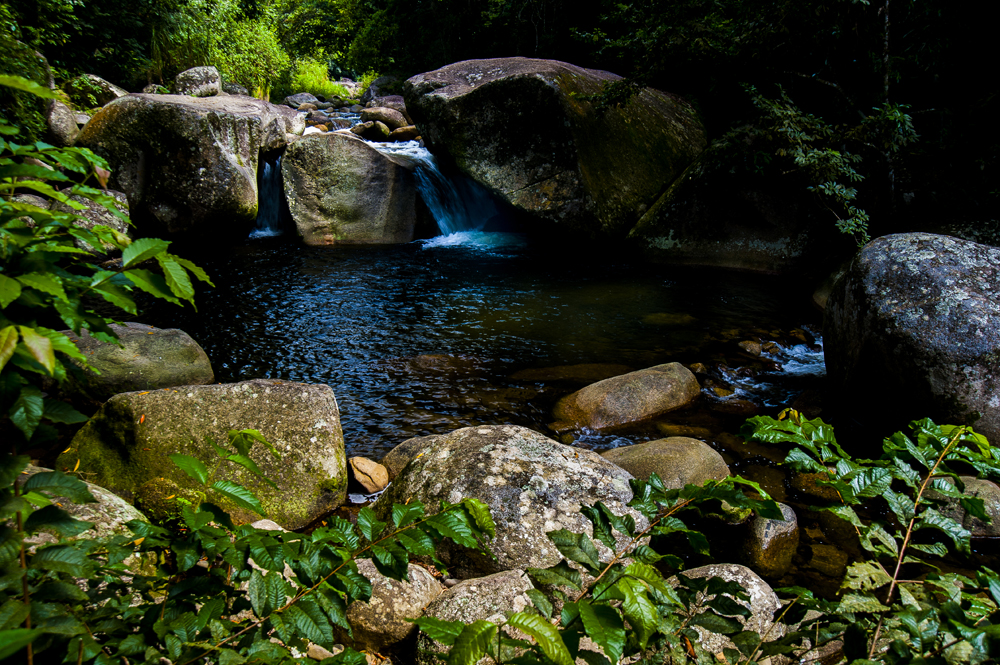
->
(2, 0, 997, 238)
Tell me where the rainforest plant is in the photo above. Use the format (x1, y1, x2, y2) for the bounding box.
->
(0, 74, 211, 449)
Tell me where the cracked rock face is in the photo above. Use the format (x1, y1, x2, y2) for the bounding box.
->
(58, 379, 347, 529)
(825, 233, 1000, 443)
(372, 425, 645, 579)
(404, 58, 706, 238)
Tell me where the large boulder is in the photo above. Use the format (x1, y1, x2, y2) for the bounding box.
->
(553, 362, 700, 430)
(61, 322, 214, 404)
(334, 558, 443, 652)
(372, 425, 644, 579)
(825, 233, 1000, 442)
(58, 379, 348, 529)
(404, 58, 706, 238)
(174, 66, 221, 97)
(45, 100, 79, 146)
(75, 94, 304, 237)
(600, 437, 730, 488)
(281, 132, 417, 245)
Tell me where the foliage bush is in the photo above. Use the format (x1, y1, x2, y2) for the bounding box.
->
(289, 59, 352, 101)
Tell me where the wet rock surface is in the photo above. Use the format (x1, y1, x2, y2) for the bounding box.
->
(404, 57, 706, 238)
(600, 436, 729, 487)
(372, 425, 644, 578)
(826, 233, 1000, 444)
(59, 379, 347, 529)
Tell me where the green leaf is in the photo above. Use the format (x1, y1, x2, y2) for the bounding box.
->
(283, 600, 334, 644)
(425, 509, 478, 549)
(0, 628, 43, 660)
(30, 545, 89, 574)
(169, 454, 209, 485)
(16, 273, 68, 302)
(22, 470, 94, 504)
(462, 497, 496, 538)
(9, 384, 44, 438)
(525, 589, 553, 618)
(92, 282, 138, 315)
(507, 613, 574, 665)
(0, 75, 64, 99)
(448, 620, 499, 665)
(0, 327, 17, 373)
(158, 255, 196, 304)
(546, 529, 601, 574)
(413, 616, 468, 646)
(0, 277, 22, 309)
(392, 502, 425, 528)
(619, 577, 658, 649)
(23, 505, 92, 537)
(17, 326, 55, 375)
(396, 528, 435, 557)
(837, 591, 889, 613)
(225, 454, 277, 488)
(43, 399, 87, 424)
(527, 561, 582, 590)
(122, 237, 170, 268)
(124, 269, 180, 304)
(357, 506, 387, 542)
(578, 600, 625, 664)
(211, 479, 265, 516)
(248, 569, 288, 617)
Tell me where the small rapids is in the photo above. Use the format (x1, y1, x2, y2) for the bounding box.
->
(251, 155, 285, 238)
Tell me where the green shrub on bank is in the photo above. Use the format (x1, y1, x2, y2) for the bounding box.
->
(290, 59, 352, 101)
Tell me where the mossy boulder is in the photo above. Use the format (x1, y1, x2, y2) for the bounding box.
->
(552, 362, 700, 430)
(825, 233, 1000, 444)
(58, 379, 347, 529)
(75, 93, 304, 238)
(281, 132, 417, 245)
(62, 322, 213, 405)
(174, 66, 221, 97)
(372, 424, 645, 579)
(404, 57, 706, 238)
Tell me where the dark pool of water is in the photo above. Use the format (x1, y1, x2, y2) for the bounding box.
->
(143, 232, 825, 459)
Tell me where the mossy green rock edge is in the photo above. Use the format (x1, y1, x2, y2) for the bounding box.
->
(58, 379, 348, 530)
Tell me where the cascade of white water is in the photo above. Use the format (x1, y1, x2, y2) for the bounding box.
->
(368, 141, 501, 235)
(251, 156, 284, 238)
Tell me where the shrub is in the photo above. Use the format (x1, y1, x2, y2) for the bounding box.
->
(290, 58, 352, 100)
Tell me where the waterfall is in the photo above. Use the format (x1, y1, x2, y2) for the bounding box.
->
(368, 141, 502, 236)
(251, 155, 284, 238)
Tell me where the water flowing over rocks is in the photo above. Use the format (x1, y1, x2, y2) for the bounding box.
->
(333, 559, 443, 652)
(404, 58, 706, 238)
(825, 233, 1000, 443)
(76, 93, 304, 237)
(281, 132, 417, 245)
(60, 322, 214, 405)
(552, 362, 700, 430)
(58, 379, 347, 529)
(174, 65, 221, 97)
(600, 437, 730, 487)
(371, 425, 645, 579)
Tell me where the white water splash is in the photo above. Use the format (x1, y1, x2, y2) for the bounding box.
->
(420, 231, 528, 250)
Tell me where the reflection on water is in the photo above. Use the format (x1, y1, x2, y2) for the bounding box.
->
(144, 235, 825, 458)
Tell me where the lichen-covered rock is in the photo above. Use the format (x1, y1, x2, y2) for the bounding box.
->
(58, 379, 347, 529)
(740, 502, 798, 579)
(61, 322, 213, 404)
(600, 437, 729, 487)
(175, 66, 221, 97)
(369, 95, 412, 124)
(361, 76, 399, 105)
(825, 233, 1000, 443)
(553, 362, 700, 430)
(360, 106, 408, 131)
(76, 94, 304, 237)
(381, 435, 436, 481)
(281, 132, 416, 245)
(668, 564, 783, 656)
(222, 82, 250, 96)
(404, 58, 705, 238)
(50, 188, 130, 254)
(20, 465, 148, 545)
(417, 570, 534, 665)
(334, 558, 442, 652)
(283, 92, 319, 108)
(371, 425, 644, 579)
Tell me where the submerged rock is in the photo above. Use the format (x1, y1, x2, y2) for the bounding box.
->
(61, 322, 213, 405)
(552, 362, 700, 430)
(59, 379, 347, 529)
(404, 58, 706, 239)
(825, 233, 1000, 444)
(372, 425, 644, 579)
(600, 437, 729, 488)
(76, 94, 304, 238)
(282, 132, 417, 245)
